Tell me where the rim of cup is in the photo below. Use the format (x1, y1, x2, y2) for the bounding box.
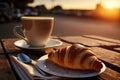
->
(21, 16, 54, 20)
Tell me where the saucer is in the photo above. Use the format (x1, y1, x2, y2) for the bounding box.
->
(14, 39, 63, 50)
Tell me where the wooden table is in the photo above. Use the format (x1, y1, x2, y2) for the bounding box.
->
(0, 35, 120, 80)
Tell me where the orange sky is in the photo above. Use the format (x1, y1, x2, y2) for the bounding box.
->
(28, 0, 120, 10)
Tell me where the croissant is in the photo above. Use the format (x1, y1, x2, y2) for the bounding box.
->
(48, 44, 103, 71)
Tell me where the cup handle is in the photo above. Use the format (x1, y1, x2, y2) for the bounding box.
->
(13, 25, 27, 42)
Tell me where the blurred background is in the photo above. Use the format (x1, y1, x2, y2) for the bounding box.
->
(0, 0, 120, 40)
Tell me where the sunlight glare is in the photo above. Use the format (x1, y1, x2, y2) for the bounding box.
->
(102, 2, 116, 9)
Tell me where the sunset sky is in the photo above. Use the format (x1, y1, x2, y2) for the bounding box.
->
(28, 0, 120, 10)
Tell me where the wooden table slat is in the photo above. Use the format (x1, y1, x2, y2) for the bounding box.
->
(0, 46, 3, 53)
(114, 47, 120, 51)
(0, 40, 4, 53)
(0, 55, 16, 80)
(0, 39, 17, 80)
(99, 68, 120, 80)
(59, 36, 119, 47)
(83, 35, 120, 44)
(91, 47, 120, 72)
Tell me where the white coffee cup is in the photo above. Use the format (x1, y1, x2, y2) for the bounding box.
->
(13, 16, 54, 47)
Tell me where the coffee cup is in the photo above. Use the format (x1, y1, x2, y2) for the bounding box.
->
(13, 16, 54, 47)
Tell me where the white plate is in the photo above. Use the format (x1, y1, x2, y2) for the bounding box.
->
(14, 39, 63, 50)
(37, 55, 106, 78)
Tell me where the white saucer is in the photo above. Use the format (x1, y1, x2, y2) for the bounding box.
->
(14, 39, 63, 50)
(37, 55, 106, 78)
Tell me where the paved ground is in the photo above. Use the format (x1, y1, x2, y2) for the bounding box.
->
(0, 15, 120, 40)
(53, 15, 120, 40)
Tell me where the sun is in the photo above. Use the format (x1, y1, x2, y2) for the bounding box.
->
(106, 2, 115, 9)
(102, 2, 116, 9)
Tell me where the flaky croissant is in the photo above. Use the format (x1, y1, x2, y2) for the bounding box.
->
(48, 44, 103, 71)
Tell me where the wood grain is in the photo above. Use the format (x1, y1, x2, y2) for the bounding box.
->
(0, 55, 16, 80)
(83, 35, 120, 44)
(99, 68, 120, 80)
(1, 36, 120, 80)
(91, 47, 120, 69)
(59, 36, 119, 47)
(0, 40, 3, 53)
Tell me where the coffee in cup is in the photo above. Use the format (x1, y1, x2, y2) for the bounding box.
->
(13, 16, 54, 47)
